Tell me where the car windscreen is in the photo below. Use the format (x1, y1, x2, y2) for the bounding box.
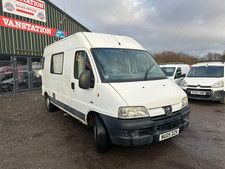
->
(187, 66, 224, 78)
(161, 67, 176, 77)
(91, 48, 166, 82)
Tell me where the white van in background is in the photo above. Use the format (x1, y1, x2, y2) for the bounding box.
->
(181, 61, 225, 104)
(160, 64, 190, 86)
(42, 32, 190, 153)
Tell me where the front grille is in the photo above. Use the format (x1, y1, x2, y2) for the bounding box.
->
(157, 119, 183, 131)
(188, 85, 211, 88)
(151, 109, 182, 121)
(187, 88, 212, 92)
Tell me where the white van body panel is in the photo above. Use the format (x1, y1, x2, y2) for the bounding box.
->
(184, 77, 224, 89)
(81, 32, 145, 49)
(42, 32, 147, 121)
(110, 79, 185, 117)
(93, 84, 128, 118)
(42, 32, 188, 122)
(42, 32, 191, 149)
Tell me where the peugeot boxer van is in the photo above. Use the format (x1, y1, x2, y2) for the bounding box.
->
(160, 64, 190, 86)
(181, 61, 225, 103)
(42, 32, 190, 153)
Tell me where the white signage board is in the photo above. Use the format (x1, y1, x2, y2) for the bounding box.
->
(2, 0, 46, 22)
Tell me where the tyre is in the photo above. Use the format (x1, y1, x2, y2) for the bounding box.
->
(94, 115, 109, 153)
(45, 94, 57, 112)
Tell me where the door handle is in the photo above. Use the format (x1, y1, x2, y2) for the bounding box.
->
(71, 82, 75, 90)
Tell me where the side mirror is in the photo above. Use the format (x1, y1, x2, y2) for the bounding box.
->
(182, 74, 186, 78)
(79, 70, 91, 89)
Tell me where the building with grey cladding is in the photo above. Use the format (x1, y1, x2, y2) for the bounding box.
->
(0, 0, 89, 94)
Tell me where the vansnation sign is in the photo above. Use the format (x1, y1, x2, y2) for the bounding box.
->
(2, 0, 46, 22)
(0, 16, 68, 38)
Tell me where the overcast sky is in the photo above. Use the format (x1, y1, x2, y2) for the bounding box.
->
(50, 0, 225, 57)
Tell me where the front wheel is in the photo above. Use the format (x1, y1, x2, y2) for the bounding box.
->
(94, 115, 109, 153)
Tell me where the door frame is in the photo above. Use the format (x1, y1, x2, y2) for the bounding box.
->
(14, 56, 31, 92)
(14, 56, 42, 93)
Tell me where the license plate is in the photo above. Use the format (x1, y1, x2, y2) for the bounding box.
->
(191, 90, 206, 95)
(159, 128, 179, 141)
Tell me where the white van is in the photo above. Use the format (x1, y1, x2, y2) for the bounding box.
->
(160, 64, 190, 86)
(42, 32, 190, 153)
(181, 61, 225, 103)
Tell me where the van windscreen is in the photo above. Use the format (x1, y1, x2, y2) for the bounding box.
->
(187, 66, 224, 78)
(91, 48, 166, 82)
(161, 67, 175, 77)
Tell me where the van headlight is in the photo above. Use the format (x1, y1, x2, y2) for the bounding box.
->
(211, 80, 224, 88)
(182, 97, 188, 108)
(118, 106, 149, 119)
(181, 80, 187, 87)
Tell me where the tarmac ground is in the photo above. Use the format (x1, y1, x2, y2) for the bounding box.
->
(0, 91, 225, 169)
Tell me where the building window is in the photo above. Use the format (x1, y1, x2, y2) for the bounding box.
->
(0, 55, 11, 62)
(51, 53, 64, 74)
(0, 62, 14, 94)
(74, 51, 92, 79)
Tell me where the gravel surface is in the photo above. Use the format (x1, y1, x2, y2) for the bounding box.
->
(0, 91, 225, 169)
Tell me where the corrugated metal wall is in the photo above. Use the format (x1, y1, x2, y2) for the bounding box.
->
(0, 0, 90, 56)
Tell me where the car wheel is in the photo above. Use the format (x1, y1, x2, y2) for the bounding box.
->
(45, 94, 57, 112)
(94, 115, 109, 153)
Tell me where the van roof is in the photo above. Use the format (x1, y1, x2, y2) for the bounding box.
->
(193, 61, 224, 66)
(159, 64, 189, 68)
(82, 32, 145, 50)
(44, 32, 145, 52)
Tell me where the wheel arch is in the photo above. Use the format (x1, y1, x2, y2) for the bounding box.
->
(86, 111, 109, 133)
(86, 111, 98, 127)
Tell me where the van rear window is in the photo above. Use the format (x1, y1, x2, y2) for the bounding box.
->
(51, 53, 64, 74)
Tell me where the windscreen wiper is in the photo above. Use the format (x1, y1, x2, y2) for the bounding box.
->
(144, 64, 154, 80)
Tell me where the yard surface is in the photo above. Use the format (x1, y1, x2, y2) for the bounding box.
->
(0, 91, 225, 169)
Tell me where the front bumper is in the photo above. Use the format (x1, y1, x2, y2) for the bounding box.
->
(184, 88, 225, 101)
(99, 106, 190, 146)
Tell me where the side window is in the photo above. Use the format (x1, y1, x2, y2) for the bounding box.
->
(175, 67, 182, 78)
(51, 53, 64, 74)
(74, 51, 92, 79)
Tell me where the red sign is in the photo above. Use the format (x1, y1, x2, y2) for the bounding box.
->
(0, 16, 68, 38)
(16, 0, 45, 10)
